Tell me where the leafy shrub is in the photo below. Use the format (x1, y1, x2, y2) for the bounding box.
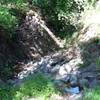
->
(0, 7, 18, 35)
(0, 0, 28, 38)
(83, 86, 100, 100)
(0, 0, 26, 6)
(32, 0, 99, 39)
(32, 0, 83, 15)
(0, 73, 56, 100)
(14, 73, 56, 99)
(32, 0, 84, 38)
(0, 84, 12, 100)
(0, 0, 29, 80)
(0, 60, 18, 81)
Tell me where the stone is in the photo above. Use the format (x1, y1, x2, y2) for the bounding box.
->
(64, 64, 72, 73)
(51, 65, 60, 74)
(59, 66, 68, 76)
(40, 66, 50, 73)
(60, 76, 70, 83)
(69, 75, 78, 86)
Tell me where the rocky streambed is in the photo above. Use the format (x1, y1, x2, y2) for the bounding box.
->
(6, 44, 100, 100)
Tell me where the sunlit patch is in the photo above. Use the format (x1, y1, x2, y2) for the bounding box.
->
(79, 5, 100, 42)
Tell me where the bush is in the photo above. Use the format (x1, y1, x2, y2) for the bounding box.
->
(0, 83, 12, 100)
(0, 73, 56, 100)
(17, 73, 55, 98)
(0, 0, 26, 6)
(83, 86, 100, 100)
(15, 73, 56, 98)
(0, 7, 18, 36)
(0, 0, 28, 38)
(32, 0, 84, 38)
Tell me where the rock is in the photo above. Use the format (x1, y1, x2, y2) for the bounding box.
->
(79, 78, 89, 88)
(51, 65, 60, 74)
(18, 70, 31, 79)
(64, 87, 80, 94)
(58, 63, 73, 76)
(69, 75, 78, 86)
(40, 66, 50, 73)
(64, 64, 72, 73)
(60, 76, 70, 83)
(59, 66, 68, 76)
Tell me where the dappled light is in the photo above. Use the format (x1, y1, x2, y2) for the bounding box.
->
(0, 0, 100, 100)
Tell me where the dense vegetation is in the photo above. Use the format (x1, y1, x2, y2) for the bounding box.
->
(32, 0, 84, 38)
(0, 73, 56, 100)
(0, 0, 100, 100)
(0, 0, 97, 39)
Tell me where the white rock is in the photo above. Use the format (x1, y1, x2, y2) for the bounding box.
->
(64, 64, 72, 73)
(59, 66, 67, 76)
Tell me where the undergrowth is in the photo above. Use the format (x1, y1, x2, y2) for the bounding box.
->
(0, 73, 56, 100)
(0, 0, 28, 38)
(83, 86, 100, 100)
(0, 6, 18, 37)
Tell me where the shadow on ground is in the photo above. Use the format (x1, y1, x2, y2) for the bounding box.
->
(78, 38, 100, 67)
(0, 37, 100, 99)
(0, 15, 59, 80)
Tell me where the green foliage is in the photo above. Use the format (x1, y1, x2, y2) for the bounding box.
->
(0, 7, 18, 34)
(0, 73, 56, 100)
(0, 84, 12, 100)
(0, 0, 28, 13)
(85, 0, 97, 7)
(83, 86, 100, 100)
(32, 0, 82, 14)
(15, 73, 56, 98)
(0, 0, 26, 6)
(32, 0, 84, 38)
(32, 0, 99, 39)
(0, 63, 15, 80)
(0, 0, 28, 38)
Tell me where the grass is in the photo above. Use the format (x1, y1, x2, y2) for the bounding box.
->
(0, 73, 56, 100)
(83, 86, 100, 100)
